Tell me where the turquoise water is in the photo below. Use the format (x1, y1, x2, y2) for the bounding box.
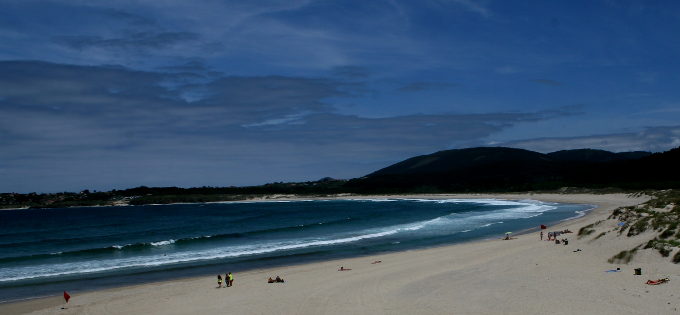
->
(0, 198, 591, 302)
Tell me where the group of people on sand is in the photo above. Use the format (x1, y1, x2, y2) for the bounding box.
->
(216, 272, 234, 288)
(555, 238, 568, 245)
(217, 260, 382, 286)
(218, 273, 285, 286)
(268, 276, 285, 283)
(539, 229, 571, 245)
(541, 229, 572, 241)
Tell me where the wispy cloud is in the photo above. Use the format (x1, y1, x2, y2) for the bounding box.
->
(499, 126, 680, 153)
(99, 8, 156, 26)
(56, 32, 200, 51)
(0, 60, 573, 192)
(530, 79, 562, 86)
(157, 60, 211, 73)
(0, 0, 436, 71)
(397, 81, 458, 92)
(446, 0, 491, 18)
(331, 66, 370, 79)
(495, 66, 521, 74)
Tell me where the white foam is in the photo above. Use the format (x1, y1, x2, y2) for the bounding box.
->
(403, 198, 524, 206)
(150, 239, 175, 246)
(213, 199, 310, 205)
(0, 230, 400, 282)
(110, 243, 136, 249)
(347, 198, 397, 202)
(560, 204, 596, 221)
(398, 201, 553, 232)
(0, 198, 567, 283)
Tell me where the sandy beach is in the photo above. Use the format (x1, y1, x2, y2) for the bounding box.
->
(3, 193, 679, 315)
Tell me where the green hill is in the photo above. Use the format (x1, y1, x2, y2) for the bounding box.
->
(347, 147, 678, 193)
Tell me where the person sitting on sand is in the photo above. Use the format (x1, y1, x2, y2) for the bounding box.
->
(275, 276, 284, 283)
(371, 260, 382, 264)
(268, 277, 275, 283)
(338, 266, 351, 271)
(217, 275, 223, 288)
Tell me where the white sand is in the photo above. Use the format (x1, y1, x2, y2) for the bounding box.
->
(3, 193, 680, 315)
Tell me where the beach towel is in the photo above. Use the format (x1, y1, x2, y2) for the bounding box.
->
(646, 278, 669, 285)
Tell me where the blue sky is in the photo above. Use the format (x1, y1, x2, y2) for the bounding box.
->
(1, 0, 680, 193)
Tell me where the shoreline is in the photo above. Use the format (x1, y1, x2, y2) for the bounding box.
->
(4, 192, 677, 315)
(0, 190, 620, 211)
(0, 194, 586, 302)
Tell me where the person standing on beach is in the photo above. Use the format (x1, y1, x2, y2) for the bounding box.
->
(217, 275, 223, 288)
(540, 231, 543, 240)
(227, 272, 234, 287)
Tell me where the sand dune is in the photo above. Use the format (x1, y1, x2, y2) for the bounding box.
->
(3, 193, 679, 315)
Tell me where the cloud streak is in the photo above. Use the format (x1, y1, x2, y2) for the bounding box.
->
(0, 60, 574, 192)
(56, 32, 200, 51)
(530, 79, 562, 86)
(447, 0, 491, 18)
(397, 81, 458, 92)
(499, 126, 680, 153)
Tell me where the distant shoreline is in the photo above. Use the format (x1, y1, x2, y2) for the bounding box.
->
(0, 191, 614, 211)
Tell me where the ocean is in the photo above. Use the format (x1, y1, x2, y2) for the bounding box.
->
(0, 198, 592, 302)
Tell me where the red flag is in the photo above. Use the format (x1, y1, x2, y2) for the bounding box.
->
(63, 291, 71, 303)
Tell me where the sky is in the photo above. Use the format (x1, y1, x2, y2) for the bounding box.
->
(2, 0, 680, 193)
